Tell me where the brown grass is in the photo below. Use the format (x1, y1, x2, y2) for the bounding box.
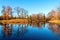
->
(0, 19, 28, 24)
(48, 20, 60, 24)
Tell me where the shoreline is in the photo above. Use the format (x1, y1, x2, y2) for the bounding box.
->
(0, 19, 28, 24)
(48, 20, 60, 25)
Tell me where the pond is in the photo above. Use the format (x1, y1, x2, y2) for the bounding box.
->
(0, 23, 60, 40)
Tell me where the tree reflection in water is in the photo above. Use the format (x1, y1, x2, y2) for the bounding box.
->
(48, 23, 60, 34)
(1, 24, 28, 39)
(16, 24, 28, 38)
(0, 22, 49, 39)
(1, 22, 45, 38)
(0, 23, 60, 39)
(29, 22, 45, 29)
(2, 24, 12, 38)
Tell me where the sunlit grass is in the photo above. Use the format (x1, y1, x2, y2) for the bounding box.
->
(48, 20, 60, 25)
(0, 19, 28, 24)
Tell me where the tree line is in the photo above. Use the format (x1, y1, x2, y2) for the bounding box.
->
(0, 6, 60, 23)
(47, 7, 60, 21)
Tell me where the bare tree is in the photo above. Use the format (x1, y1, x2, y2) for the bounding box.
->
(1, 6, 6, 14)
(1, 6, 13, 20)
(14, 7, 28, 19)
(14, 7, 21, 18)
(21, 8, 28, 19)
(47, 10, 60, 21)
(1, 6, 7, 20)
(6, 6, 13, 18)
(57, 7, 60, 19)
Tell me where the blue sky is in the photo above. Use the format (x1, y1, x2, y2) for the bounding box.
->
(0, 0, 60, 16)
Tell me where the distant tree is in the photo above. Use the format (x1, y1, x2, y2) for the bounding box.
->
(14, 7, 21, 18)
(21, 8, 28, 18)
(29, 13, 44, 23)
(47, 10, 59, 21)
(14, 7, 28, 19)
(6, 6, 13, 18)
(57, 7, 60, 19)
(36, 13, 45, 22)
(1, 6, 13, 20)
(1, 6, 6, 14)
(1, 6, 6, 20)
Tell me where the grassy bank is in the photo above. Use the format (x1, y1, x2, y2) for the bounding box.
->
(0, 19, 28, 24)
(48, 20, 60, 25)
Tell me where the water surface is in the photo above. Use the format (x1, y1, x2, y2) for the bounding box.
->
(0, 23, 60, 40)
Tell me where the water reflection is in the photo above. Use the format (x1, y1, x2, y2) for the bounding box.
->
(29, 22, 45, 28)
(1, 24, 28, 39)
(0, 22, 45, 38)
(48, 23, 60, 34)
(16, 24, 28, 38)
(0, 23, 60, 40)
(3, 24, 12, 38)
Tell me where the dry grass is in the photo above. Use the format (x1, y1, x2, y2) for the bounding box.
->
(0, 19, 28, 24)
(48, 20, 60, 25)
